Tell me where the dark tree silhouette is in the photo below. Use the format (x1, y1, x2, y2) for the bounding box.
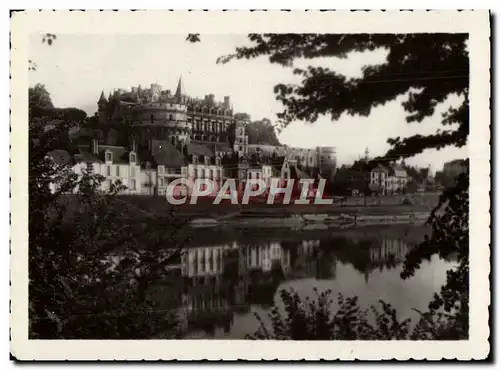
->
(245, 118, 281, 146)
(216, 33, 468, 160)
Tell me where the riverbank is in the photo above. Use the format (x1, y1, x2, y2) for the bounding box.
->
(118, 194, 438, 219)
(189, 211, 430, 230)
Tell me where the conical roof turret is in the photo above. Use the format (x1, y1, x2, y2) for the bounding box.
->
(98, 90, 107, 103)
(175, 76, 183, 97)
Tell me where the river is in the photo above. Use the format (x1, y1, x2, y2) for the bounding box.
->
(158, 224, 455, 339)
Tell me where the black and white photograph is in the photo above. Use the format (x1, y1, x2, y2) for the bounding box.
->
(10, 10, 490, 360)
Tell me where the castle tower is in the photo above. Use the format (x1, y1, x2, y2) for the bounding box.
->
(234, 119, 248, 157)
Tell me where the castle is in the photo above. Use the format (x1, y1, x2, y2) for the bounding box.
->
(49, 78, 337, 197)
(93, 77, 248, 157)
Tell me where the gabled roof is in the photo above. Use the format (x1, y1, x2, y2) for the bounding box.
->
(151, 140, 186, 168)
(47, 150, 72, 166)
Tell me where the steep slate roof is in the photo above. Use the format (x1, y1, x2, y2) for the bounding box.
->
(47, 150, 72, 166)
(74, 150, 102, 164)
(151, 140, 186, 168)
(391, 163, 407, 177)
(371, 164, 389, 173)
(187, 142, 215, 157)
(99, 145, 129, 164)
(270, 156, 286, 170)
(293, 167, 311, 179)
(213, 142, 230, 152)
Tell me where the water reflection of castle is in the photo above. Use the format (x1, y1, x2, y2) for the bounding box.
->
(175, 235, 410, 337)
(370, 238, 408, 264)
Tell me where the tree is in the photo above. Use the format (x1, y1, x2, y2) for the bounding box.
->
(216, 34, 468, 158)
(213, 33, 469, 339)
(245, 118, 281, 146)
(234, 112, 251, 122)
(29, 83, 54, 108)
(29, 114, 190, 339)
(29, 36, 190, 339)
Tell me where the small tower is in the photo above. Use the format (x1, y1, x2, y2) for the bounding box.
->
(98, 90, 108, 124)
(98, 90, 107, 107)
(234, 118, 249, 157)
(175, 76, 183, 98)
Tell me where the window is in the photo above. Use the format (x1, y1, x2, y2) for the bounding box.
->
(206, 169, 211, 179)
(116, 166, 120, 176)
(131, 166, 136, 177)
(106, 166, 111, 176)
(130, 179, 136, 191)
(207, 252, 213, 272)
(169, 114, 173, 120)
(130, 153, 136, 164)
(159, 177, 165, 186)
(200, 250, 205, 271)
(105, 152, 112, 162)
(158, 166, 164, 174)
(213, 249, 218, 271)
(107, 180, 112, 190)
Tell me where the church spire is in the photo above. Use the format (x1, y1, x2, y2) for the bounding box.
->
(175, 76, 183, 97)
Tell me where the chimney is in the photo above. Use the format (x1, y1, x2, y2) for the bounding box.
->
(92, 138, 99, 155)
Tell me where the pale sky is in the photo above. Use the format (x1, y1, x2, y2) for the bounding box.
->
(29, 34, 467, 171)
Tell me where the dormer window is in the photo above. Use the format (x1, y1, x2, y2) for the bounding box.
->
(158, 165, 164, 174)
(204, 156, 210, 165)
(192, 156, 198, 165)
(129, 152, 136, 164)
(105, 150, 113, 163)
(215, 157, 221, 166)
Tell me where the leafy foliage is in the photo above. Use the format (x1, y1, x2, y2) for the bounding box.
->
(41, 33, 57, 46)
(245, 118, 281, 146)
(214, 33, 471, 340)
(247, 289, 411, 340)
(186, 33, 201, 43)
(217, 33, 468, 159)
(29, 83, 54, 109)
(29, 92, 190, 339)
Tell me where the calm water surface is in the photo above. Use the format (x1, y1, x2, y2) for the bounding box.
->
(164, 224, 454, 339)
